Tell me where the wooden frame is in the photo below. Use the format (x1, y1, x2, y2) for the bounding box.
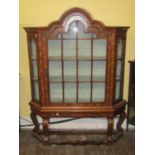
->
(24, 7, 129, 145)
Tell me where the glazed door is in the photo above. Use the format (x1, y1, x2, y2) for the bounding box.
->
(45, 21, 108, 105)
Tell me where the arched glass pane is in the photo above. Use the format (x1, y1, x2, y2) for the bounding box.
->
(68, 21, 85, 33)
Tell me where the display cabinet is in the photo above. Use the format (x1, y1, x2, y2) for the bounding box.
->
(24, 8, 129, 145)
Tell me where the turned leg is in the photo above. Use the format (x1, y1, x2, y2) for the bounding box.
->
(30, 112, 40, 134)
(106, 117, 114, 145)
(42, 118, 49, 145)
(116, 111, 127, 132)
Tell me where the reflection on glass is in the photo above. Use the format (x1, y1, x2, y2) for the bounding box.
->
(79, 83, 90, 102)
(50, 83, 62, 102)
(64, 83, 76, 103)
(92, 82, 105, 102)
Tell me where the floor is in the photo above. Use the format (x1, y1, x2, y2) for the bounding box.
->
(19, 129, 135, 155)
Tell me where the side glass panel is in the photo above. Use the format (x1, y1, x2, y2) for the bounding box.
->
(115, 81, 121, 100)
(31, 39, 37, 59)
(117, 39, 123, 58)
(31, 39, 39, 101)
(33, 81, 39, 101)
(115, 39, 124, 100)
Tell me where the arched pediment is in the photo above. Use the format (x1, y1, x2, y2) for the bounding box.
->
(47, 7, 106, 34)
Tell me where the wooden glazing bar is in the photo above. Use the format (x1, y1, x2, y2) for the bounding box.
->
(76, 28, 79, 103)
(90, 34, 93, 103)
(61, 34, 65, 103)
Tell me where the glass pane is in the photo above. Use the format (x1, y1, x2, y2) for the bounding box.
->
(116, 60, 122, 79)
(78, 40, 91, 57)
(115, 81, 121, 99)
(31, 39, 37, 59)
(93, 61, 106, 80)
(50, 83, 62, 102)
(93, 39, 107, 57)
(48, 40, 61, 57)
(49, 61, 62, 81)
(63, 33, 76, 39)
(79, 83, 90, 102)
(63, 40, 76, 57)
(64, 83, 76, 103)
(78, 33, 96, 39)
(33, 81, 39, 100)
(79, 61, 91, 81)
(117, 39, 123, 58)
(32, 61, 38, 78)
(92, 83, 105, 102)
(64, 61, 76, 81)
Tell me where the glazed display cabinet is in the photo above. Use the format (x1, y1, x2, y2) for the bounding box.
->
(24, 8, 129, 145)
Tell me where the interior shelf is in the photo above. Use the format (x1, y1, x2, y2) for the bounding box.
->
(48, 56, 106, 61)
(49, 75, 106, 83)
